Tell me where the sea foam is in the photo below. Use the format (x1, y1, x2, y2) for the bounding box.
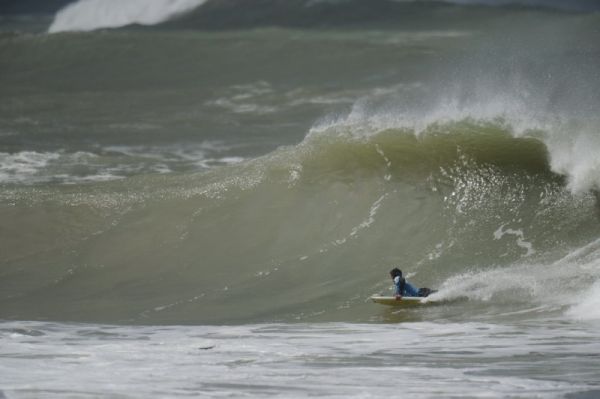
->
(0, 151, 60, 184)
(567, 280, 600, 321)
(433, 236, 600, 319)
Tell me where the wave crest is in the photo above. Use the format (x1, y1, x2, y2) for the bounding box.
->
(48, 0, 207, 33)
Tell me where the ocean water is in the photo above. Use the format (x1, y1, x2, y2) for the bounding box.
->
(2, 0, 600, 397)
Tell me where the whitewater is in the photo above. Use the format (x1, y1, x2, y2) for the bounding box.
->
(47, 0, 208, 33)
(2, 0, 600, 397)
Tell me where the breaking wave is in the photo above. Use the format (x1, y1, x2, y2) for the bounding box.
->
(48, 0, 207, 33)
(46, 0, 600, 34)
(2, 116, 599, 324)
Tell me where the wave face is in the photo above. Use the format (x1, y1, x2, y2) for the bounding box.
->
(444, 0, 600, 11)
(2, 1, 600, 325)
(48, 0, 207, 33)
(162, 0, 600, 30)
(2, 120, 600, 324)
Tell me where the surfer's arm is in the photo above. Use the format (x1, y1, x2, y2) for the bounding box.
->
(393, 276, 403, 297)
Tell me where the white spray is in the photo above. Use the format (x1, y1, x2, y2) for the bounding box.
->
(48, 0, 207, 33)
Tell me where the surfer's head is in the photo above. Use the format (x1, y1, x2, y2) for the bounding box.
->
(389, 268, 402, 279)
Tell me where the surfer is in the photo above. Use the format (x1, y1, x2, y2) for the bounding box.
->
(389, 268, 433, 298)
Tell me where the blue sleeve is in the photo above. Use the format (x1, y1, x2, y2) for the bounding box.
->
(403, 281, 420, 297)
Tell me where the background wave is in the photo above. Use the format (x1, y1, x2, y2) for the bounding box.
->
(41, 0, 600, 33)
(48, 0, 207, 33)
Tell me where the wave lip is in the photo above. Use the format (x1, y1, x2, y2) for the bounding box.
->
(48, 0, 207, 33)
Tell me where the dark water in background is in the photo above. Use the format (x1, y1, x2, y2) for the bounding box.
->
(2, 1, 600, 396)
